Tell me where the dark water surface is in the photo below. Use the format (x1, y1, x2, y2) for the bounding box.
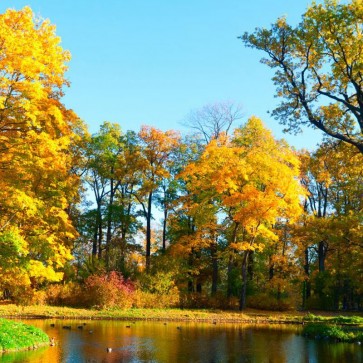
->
(0, 319, 362, 362)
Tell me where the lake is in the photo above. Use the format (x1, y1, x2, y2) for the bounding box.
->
(1, 319, 362, 362)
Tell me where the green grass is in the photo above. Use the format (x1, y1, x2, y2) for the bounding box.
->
(0, 304, 362, 325)
(302, 323, 363, 342)
(0, 318, 49, 352)
(302, 313, 363, 325)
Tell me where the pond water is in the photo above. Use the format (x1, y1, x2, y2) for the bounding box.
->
(1, 319, 362, 363)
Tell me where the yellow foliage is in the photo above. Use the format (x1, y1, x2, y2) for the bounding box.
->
(180, 116, 304, 256)
(28, 261, 63, 282)
(0, 7, 82, 288)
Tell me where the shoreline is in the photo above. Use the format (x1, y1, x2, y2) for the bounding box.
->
(1, 304, 362, 325)
(1, 341, 50, 354)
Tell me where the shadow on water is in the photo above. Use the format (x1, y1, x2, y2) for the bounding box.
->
(1, 319, 362, 363)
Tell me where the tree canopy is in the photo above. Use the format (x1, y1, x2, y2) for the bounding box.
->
(0, 7, 82, 292)
(241, 0, 363, 153)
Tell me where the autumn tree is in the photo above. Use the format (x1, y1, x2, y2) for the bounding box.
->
(0, 7, 82, 296)
(180, 117, 304, 309)
(136, 126, 181, 271)
(242, 0, 363, 153)
(297, 141, 363, 309)
(170, 177, 221, 296)
(166, 135, 212, 296)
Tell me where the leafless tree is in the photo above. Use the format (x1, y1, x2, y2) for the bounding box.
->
(183, 101, 243, 143)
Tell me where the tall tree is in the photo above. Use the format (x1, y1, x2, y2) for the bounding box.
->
(180, 117, 304, 309)
(297, 141, 363, 309)
(83, 122, 123, 263)
(80, 124, 142, 274)
(136, 126, 181, 271)
(0, 7, 81, 292)
(242, 0, 363, 153)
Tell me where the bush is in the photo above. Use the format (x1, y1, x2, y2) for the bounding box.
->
(133, 271, 180, 308)
(133, 288, 180, 308)
(46, 282, 83, 307)
(83, 271, 135, 309)
(138, 271, 177, 295)
(179, 292, 239, 310)
(247, 293, 295, 311)
(206, 293, 239, 310)
(12, 287, 47, 306)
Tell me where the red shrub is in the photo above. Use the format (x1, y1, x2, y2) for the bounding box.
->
(83, 271, 135, 309)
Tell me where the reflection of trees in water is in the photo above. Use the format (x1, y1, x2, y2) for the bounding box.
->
(10, 320, 362, 363)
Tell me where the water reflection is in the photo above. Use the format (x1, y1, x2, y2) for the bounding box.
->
(0, 319, 361, 362)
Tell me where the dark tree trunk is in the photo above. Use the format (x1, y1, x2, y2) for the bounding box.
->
(145, 191, 153, 272)
(318, 241, 327, 272)
(188, 249, 194, 292)
(92, 226, 98, 257)
(239, 251, 250, 310)
(105, 178, 115, 269)
(97, 204, 103, 260)
(302, 247, 311, 309)
(187, 219, 195, 293)
(92, 201, 102, 258)
(248, 251, 254, 281)
(227, 222, 239, 298)
(211, 240, 218, 296)
(227, 254, 234, 298)
(162, 207, 167, 252)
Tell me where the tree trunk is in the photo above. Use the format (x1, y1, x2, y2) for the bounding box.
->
(92, 201, 102, 258)
(302, 247, 311, 309)
(145, 191, 153, 272)
(227, 222, 239, 298)
(162, 207, 167, 252)
(227, 254, 234, 298)
(248, 251, 254, 281)
(97, 204, 103, 260)
(105, 178, 114, 269)
(188, 250, 194, 292)
(92, 224, 98, 257)
(239, 251, 250, 310)
(211, 240, 218, 296)
(318, 241, 327, 272)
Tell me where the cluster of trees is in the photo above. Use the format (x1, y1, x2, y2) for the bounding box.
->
(0, 2, 362, 310)
(75, 116, 361, 311)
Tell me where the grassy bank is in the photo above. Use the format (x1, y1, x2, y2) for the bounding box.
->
(0, 318, 49, 352)
(0, 304, 362, 325)
(0, 304, 303, 323)
(302, 323, 363, 342)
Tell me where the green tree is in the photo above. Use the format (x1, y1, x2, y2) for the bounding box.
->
(297, 141, 363, 309)
(81, 123, 141, 274)
(136, 126, 181, 271)
(242, 0, 363, 153)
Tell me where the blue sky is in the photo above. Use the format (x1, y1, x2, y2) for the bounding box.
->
(1, 0, 322, 149)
